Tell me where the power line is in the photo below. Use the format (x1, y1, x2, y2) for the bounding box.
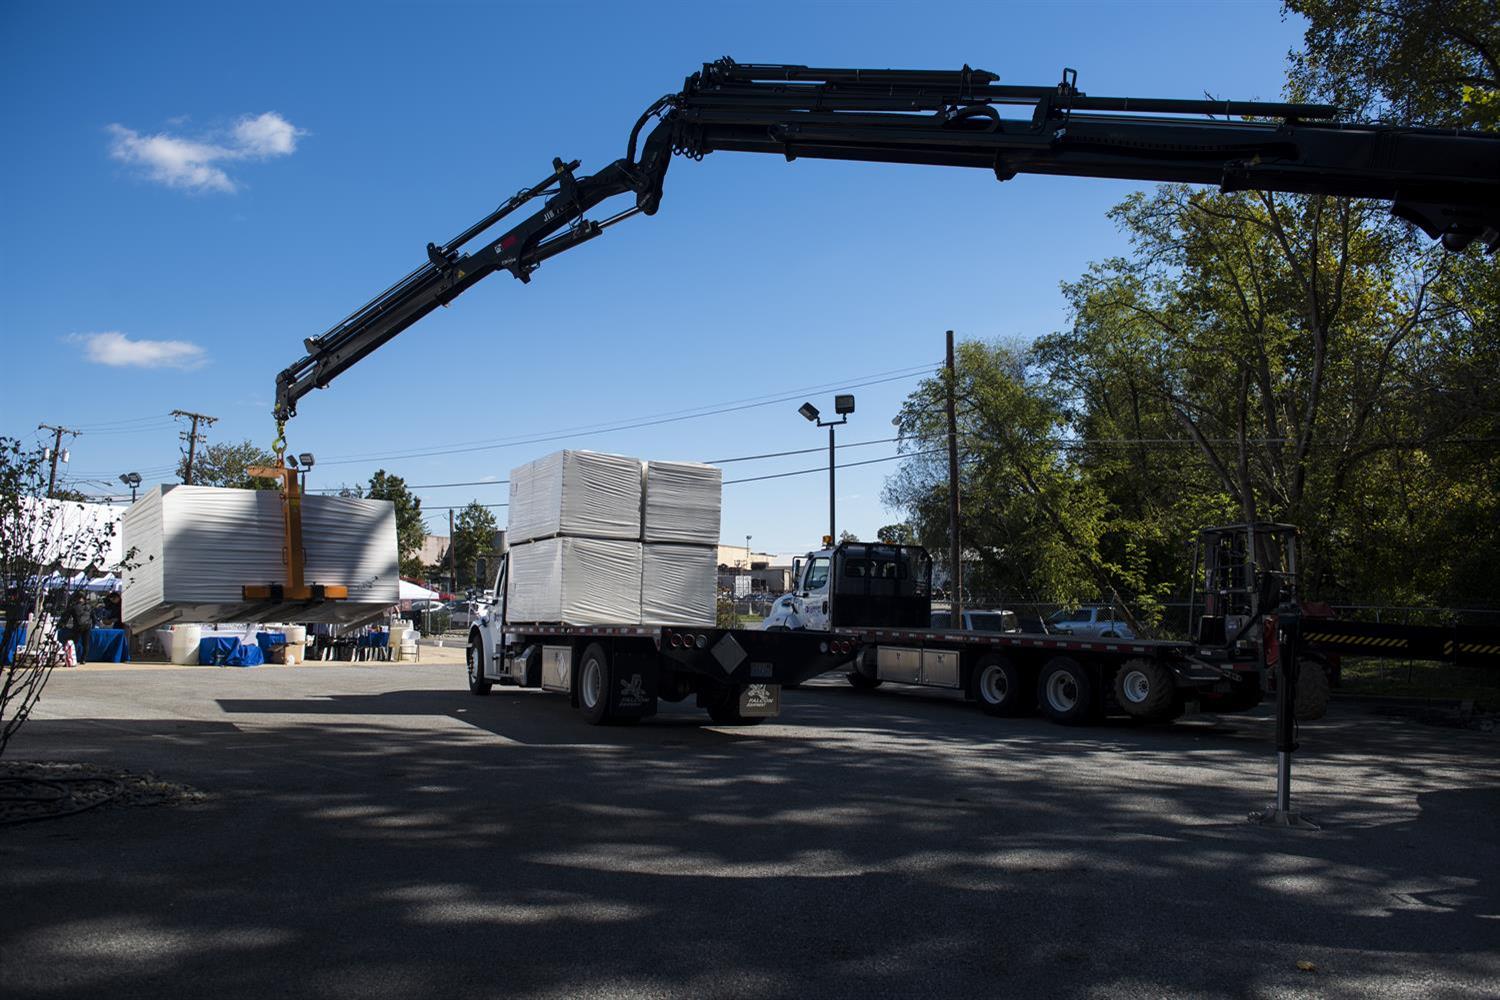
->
(723, 449, 942, 485)
(311, 363, 938, 467)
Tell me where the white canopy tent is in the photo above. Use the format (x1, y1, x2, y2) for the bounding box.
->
(399, 580, 441, 601)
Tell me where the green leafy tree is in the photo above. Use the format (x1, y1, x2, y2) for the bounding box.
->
(177, 439, 278, 489)
(877, 523, 915, 544)
(838, 530, 860, 544)
(367, 470, 426, 578)
(885, 340, 1132, 612)
(452, 501, 499, 589)
(1286, 0, 1499, 129)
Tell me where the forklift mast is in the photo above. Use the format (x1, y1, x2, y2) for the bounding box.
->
(271, 59, 1500, 423)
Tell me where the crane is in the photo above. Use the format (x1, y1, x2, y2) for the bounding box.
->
(270, 58, 1500, 426)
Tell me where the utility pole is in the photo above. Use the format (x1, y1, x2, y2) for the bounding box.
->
(449, 508, 458, 595)
(38, 424, 81, 498)
(171, 410, 217, 484)
(946, 331, 964, 629)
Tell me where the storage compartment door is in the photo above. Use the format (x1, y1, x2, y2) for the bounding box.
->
(541, 645, 572, 692)
(921, 648, 961, 688)
(876, 646, 922, 684)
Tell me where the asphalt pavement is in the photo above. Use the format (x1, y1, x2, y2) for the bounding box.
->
(2, 663, 1497, 999)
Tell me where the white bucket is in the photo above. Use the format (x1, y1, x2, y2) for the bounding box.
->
(170, 625, 203, 665)
(283, 625, 308, 645)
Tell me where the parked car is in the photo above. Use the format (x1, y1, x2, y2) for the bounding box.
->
(1045, 606, 1135, 639)
(930, 608, 1020, 633)
(408, 599, 446, 615)
(447, 601, 474, 630)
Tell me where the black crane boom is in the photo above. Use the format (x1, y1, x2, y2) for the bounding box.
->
(272, 59, 1500, 422)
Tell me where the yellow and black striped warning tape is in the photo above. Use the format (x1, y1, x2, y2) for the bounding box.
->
(1303, 632, 1407, 648)
(1451, 641, 1500, 656)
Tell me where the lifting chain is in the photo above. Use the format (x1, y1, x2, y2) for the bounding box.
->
(271, 419, 287, 469)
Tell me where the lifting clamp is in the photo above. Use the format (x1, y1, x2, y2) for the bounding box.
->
(242, 427, 348, 605)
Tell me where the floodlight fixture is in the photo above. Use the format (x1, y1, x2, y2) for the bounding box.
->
(298, 452, 316, 469)
(798, 402, 820, 422)
(834, 394, 855, 415)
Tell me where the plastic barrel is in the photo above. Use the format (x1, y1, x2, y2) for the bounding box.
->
(170, 625, 202, 665)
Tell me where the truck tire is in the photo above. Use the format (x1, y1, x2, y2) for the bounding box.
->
(1294, 657, 1331, 721)
(577, 643, 612, 725)
(847, 649, 883, 690)
(1112, 658, 1175, 722)
(970, 654, 1027, 717)
(1037, 656, 1097, 725)
(706, 690, 769, 726)
(467, 636, 492, 696)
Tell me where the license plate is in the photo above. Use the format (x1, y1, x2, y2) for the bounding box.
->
(739, 683, 781, 717)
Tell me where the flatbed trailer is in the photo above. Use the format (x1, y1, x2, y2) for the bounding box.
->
(468, 615, 859, 726)
(837, 623, 1246, 724)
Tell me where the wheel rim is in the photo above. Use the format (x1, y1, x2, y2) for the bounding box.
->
(1045, 671, 1078, 711)
(581, 657, 603, 709)
(468, 645, 480, 683)
(1121, 669, 1151, 704)
(980, 665, 1007, 704)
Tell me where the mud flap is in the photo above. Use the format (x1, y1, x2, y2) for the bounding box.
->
(609, 647, 659, 719)
(739, 683, 781, 718)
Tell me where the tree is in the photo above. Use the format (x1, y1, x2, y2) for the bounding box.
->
(366, 471, 426, 579)
(1286, 0, 1499, 129)
(177, 439, 278, 489)
(1, 438, 120, 758)
(877, 523, 915, 544)
(885, 340, 1134, 612)
(838, 530, 860, 544)
(452, 501, 499, 589)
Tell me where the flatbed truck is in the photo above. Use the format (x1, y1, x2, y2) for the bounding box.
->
(767, 541, 1257, 724)
(464, 548, 858, 725)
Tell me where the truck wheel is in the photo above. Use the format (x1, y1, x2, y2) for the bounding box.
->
(577, 643, 612, 725)
(847, 671, 883, 690)
(1037, 657, 1097, 725)
(1112, 658, 1175, 722)
(970, 654, 1027, 717)
(1294, 657, 1330, 721)
(467, 636, 492, 696)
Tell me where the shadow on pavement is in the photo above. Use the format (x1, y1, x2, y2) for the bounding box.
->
(2, 672, 1498, 999)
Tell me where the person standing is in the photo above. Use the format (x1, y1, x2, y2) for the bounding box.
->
(60, 591, 91, 665)
(2, 585, 26, 666)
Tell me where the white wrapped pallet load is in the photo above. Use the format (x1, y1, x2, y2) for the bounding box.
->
(506, 536, 643, 624)
(507, 450, 644, 544)
(641, 543, 718, 626)
(121, 485, 399, 630)
(642, 460, 722, 545)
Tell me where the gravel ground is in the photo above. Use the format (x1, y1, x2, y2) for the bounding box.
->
(1, 662, 1497, 999)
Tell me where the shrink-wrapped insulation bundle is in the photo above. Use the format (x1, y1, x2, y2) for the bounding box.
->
(121, 485, 399, 630)
(642, 460, 722, 545)
(641, 543, 718, 625)
(504, 449, 722, 626)
(505, 536, 643, 624)
(507, 450, 643, 543)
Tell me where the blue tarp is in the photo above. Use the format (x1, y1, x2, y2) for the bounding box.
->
(255, 631, 287, 661)
(89, 628, 129, 663)
(199, 636, 264, 667)
(2, 625, 26, 665)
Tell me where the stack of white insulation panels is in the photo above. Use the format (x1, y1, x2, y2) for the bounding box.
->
(506, 451, 645, 625)
(504, 451, 724, 626)
(121, 485, 400, 630)
(640, 460, 722, 626)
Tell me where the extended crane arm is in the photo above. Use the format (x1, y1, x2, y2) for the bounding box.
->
(273, 59, 1500, 422)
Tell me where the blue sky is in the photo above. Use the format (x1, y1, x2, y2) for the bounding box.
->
(1, 0, 1307, 556)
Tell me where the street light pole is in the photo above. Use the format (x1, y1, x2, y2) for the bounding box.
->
(828, 421, 836, 542)
(799, 395, 855, 546)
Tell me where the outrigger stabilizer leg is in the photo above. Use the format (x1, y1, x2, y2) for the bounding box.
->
(1251, 603, 1319, 831)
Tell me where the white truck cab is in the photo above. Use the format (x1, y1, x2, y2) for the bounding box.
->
(763, 547, 835, 631)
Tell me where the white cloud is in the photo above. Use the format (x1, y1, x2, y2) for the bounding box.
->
(106, 112, 306, 193)
(71, 332, 208, 370)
